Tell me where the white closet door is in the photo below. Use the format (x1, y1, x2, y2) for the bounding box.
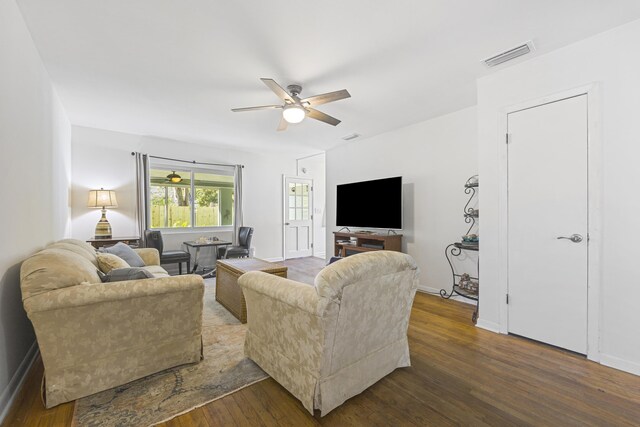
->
(507, 94, 588, 354)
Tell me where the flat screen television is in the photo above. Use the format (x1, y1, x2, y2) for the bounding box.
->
(336, 176, 402, 230)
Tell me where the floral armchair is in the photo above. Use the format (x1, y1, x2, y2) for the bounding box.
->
(239, 250, 419, 415)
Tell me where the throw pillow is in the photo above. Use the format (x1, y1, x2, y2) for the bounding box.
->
(99, 242, 145, 267)
(98, 267, 154, 283)
(96, 252, 130, 273)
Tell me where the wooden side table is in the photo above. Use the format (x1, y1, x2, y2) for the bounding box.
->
(86, 237, 141, 249)
(216, 258, 287, 323)
(333, 231, 403, 257)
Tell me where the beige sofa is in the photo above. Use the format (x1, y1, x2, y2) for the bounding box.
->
(20, 239, 204, 408)
(239, 250, 419, 416)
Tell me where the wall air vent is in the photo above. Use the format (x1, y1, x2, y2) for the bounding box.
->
(342, 133, 360, 141)
(483, 41, 535, 67)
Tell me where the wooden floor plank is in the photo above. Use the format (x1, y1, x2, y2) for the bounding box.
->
(201, 398, 238, 427)
(248, 380, 318, 427)
(174, 407, 210, 427)
(3, 256, 640, 427)
(230, 389, 271, 426)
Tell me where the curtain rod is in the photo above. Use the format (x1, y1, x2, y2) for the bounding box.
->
(131, 152, 244, 168)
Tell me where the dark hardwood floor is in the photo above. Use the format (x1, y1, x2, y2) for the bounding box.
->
(4, 256, 640, 426)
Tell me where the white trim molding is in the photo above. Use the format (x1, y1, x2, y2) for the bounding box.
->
(0, 342, 38, 424)
(476, 319, 501, 334)
(497, 83, 602, 361)
(600, 354, 640, 377)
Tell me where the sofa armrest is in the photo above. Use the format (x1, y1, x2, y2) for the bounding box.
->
(135, 248, 160, 266)
(24, 274, 203, 314)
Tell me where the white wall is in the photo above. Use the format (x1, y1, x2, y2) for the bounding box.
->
(297, 153, 326, 258)
(478, 19, 640, 374)
(71, 126, 298, 263)
(326, 107, 478, 294)
(0, 0, 71, 419)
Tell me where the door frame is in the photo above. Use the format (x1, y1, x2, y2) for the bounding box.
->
(282, 175, 314, 260)
(497, 83, 602, 361)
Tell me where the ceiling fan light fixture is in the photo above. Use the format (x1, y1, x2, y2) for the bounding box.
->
(282, 105, 306, 124)
(166, 171, 182, 183)
(232, 78, 350, 130)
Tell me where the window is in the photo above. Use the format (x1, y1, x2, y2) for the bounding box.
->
(287, 182, 310, 221)
(149, 164, 234, 229)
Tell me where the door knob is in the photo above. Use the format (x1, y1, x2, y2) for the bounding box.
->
(557, 234, 583, 243)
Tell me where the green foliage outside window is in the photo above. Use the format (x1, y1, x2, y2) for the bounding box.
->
(149, 168, 233, 228)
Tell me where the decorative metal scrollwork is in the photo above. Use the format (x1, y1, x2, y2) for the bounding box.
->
(441, 244, 479, 300)
(441, 175, 480, 324)
(463, 175, 479, 235)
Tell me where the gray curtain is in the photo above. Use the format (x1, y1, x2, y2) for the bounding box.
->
(134, 153, 149, 247)
(233, 165, 243, 245)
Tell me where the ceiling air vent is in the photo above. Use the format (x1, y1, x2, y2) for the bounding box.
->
(483, 41, 535, 67)
(342, 133, 360, 141)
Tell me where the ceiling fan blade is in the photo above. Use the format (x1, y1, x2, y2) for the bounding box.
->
(277, 116, 288, 131)
(231, 105, 282, 112)
(261, 78, 294, 103)
(301, 89, 351, 106)
(306, 108, 341, 126)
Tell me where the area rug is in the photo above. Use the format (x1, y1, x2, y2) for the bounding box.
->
(72, 279, 268, 426)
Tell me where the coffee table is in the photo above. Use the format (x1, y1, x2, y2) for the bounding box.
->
(216, 258, 287, 323)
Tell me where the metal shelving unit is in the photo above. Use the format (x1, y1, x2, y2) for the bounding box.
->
(440, 175, 480, 323)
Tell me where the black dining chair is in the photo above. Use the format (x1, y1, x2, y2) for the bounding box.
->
(219, 227, 254, 259)
(144, 230, 191, 274)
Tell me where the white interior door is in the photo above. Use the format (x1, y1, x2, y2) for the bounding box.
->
(284, 177, 313, 259)
(507, 94, 588, 354)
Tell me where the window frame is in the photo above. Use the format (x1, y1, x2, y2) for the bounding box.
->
(147, 162, 235, 232)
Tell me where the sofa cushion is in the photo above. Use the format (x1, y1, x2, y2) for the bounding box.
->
(21, 248, 101, 299)
(46, 241, 98, 267)
(97, 252, 130, 273)
(100, 243, 145, 267)
(141, 265, 170, 278)
(98, 267, 154, 282)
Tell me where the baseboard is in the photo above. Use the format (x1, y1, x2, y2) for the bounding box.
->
(417, 285, 474, 305)
(416, 285, 441, 296)
(263, 257, 284, 262)
(313, 252, 326, 259)
(0, 341, 39, 424)
(475, 319, 501, 334)
(600, 353, 640, 376)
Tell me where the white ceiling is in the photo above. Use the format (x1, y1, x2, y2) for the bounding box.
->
(16, 0, 640, 156)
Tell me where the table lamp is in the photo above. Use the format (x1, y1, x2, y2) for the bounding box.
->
(87, 188, 118, 239)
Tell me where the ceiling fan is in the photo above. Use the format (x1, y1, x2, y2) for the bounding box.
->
(232, 78, 351, 131)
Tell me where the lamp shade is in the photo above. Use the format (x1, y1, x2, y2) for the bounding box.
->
(282, 105, 306, 124)
(87, 189, 118, 208)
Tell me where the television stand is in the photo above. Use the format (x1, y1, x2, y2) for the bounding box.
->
(333, 231, 403, 257)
